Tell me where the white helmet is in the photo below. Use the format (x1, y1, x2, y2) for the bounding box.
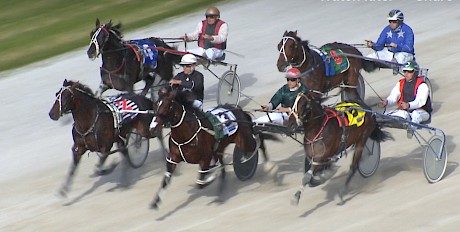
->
(387, 9, 404, 21)
(180, 54, 197, 65)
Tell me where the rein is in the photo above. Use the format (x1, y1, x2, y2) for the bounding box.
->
(58, 86, 108, 150)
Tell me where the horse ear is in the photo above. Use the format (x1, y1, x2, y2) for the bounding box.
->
(283, 30, 288, 36)
(96, 18, 100, 27)
(294, 30, 297, 36)
(63, 79, 68, 86)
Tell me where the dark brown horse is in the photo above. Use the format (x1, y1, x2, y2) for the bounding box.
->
(288, 92, 392, 205)
(48, 79, 158, 197)
(149, 87, 273, 209)
(277, 31, 378, 100)
(87, 18, 181, 98)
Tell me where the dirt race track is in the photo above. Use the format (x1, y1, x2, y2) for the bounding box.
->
(1, 0, 460, 231)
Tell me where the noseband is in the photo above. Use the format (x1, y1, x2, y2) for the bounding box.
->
(55, 86, 74, 116)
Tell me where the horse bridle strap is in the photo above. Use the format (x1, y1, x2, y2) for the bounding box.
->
(279, 36, 306, 68)
(168, 106, 214, 164)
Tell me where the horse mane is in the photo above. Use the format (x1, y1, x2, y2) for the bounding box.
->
(66, 80, 95, 97)
(174, 90, 205, 117)
(108, 22, 124, 39)
(285, 31, 310, 51)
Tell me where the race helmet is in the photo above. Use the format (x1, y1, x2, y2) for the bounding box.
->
(285, 68, 301, 79)
(402, 61, 419, 72)
(180, 54, 197, 65)
(205, 7, 220, 17)
(388, 9, 404, 21)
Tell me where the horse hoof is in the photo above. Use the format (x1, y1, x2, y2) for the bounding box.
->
(291, 191, 301, 206)
(150, 202, 159, 210)
(58, 189, 68, 198)
(263, 161, 278, 174)
(308, 176, 322, 188)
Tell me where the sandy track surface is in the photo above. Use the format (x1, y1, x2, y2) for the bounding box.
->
(1, 1, 460, 231)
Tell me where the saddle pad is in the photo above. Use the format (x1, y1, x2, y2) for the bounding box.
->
(319, 47, 350, 77)
(335, 102, 366, 127)
(129, 39, 158, 69)
(106, 95, 140, 125)
(205, 107, 238, 137)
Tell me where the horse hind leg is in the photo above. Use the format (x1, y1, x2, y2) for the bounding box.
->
(151, 163, 176, 210)
(196, 153, 222, 189)
(338, 141, 365, 204)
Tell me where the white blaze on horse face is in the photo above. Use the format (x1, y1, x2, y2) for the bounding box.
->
(291, 93, 303, 126)
(89, 27, 103, 60)
(150, 117, 158, 129)
(279, 36, 307, 69)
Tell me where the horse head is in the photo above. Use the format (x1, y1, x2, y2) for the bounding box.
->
(87, 18, 123, 60)
(151, 87, 179, 131)
(49, 79, 78, 120)
(288, 91, 321, 128)
(277, 30, 307, 72)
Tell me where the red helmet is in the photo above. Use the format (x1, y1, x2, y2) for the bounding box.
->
(285, 68, 301, 78)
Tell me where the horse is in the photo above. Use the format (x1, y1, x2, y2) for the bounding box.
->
(87, 18, 181, 98)
(288, 92, 392, 205)
(277, 30, 379, 101)
(48, 79, 158, 197)
(149, 87, 274, 209)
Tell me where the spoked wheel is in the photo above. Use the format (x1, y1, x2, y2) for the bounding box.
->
(424, 77, 433, 102)
(217, 70, 241, 106)
(125, 128, 150, 169)
(358, 138, 381, 178)
(423, 135, 447, 183)
(341, 73, 365, 101)
(233, 140, 259, 181)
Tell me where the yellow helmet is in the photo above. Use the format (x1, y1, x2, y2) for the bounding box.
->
(205, 7, 220, 17)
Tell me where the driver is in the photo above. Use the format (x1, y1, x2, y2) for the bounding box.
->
(254, 68, 308, 125)
(380, 61, 432, 137)
(180, 6, 228, 61)
(366, 9, 415, 75)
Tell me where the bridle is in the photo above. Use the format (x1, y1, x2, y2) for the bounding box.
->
(89, 25, 123, 59)
(55, 86, 74, 116)
(279, 36, 306, 68)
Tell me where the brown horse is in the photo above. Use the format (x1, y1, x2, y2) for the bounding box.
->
(87, 18, 181, 98)
(277, 30, 378, 100)
(48, 79, 158, 197)
(288, 92, 392, 205)
(149, 87, 274, 209)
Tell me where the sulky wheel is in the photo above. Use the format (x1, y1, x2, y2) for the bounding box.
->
(125, 128, 150, 169)
(217, 70, 241, 106)
(423, 135, 447, 183)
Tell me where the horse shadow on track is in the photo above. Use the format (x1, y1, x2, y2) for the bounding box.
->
(298, 134, 457, 217)
(63, 143, 167, 206)
(155, 144, 285, 220)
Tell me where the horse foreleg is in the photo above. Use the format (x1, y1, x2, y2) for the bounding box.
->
(94, 152, 118, 176)
(95, 82, 109, 97)
(291, 167, 314, 206)
(151, 162, 176, 210)
(141, 74, 155, 96)
(59, 146, 85, 197)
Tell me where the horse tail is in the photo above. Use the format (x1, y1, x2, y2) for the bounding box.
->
(369, 126, 393, 143)
(362, 59, 379, 73)
(164, 44, 182, 65)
